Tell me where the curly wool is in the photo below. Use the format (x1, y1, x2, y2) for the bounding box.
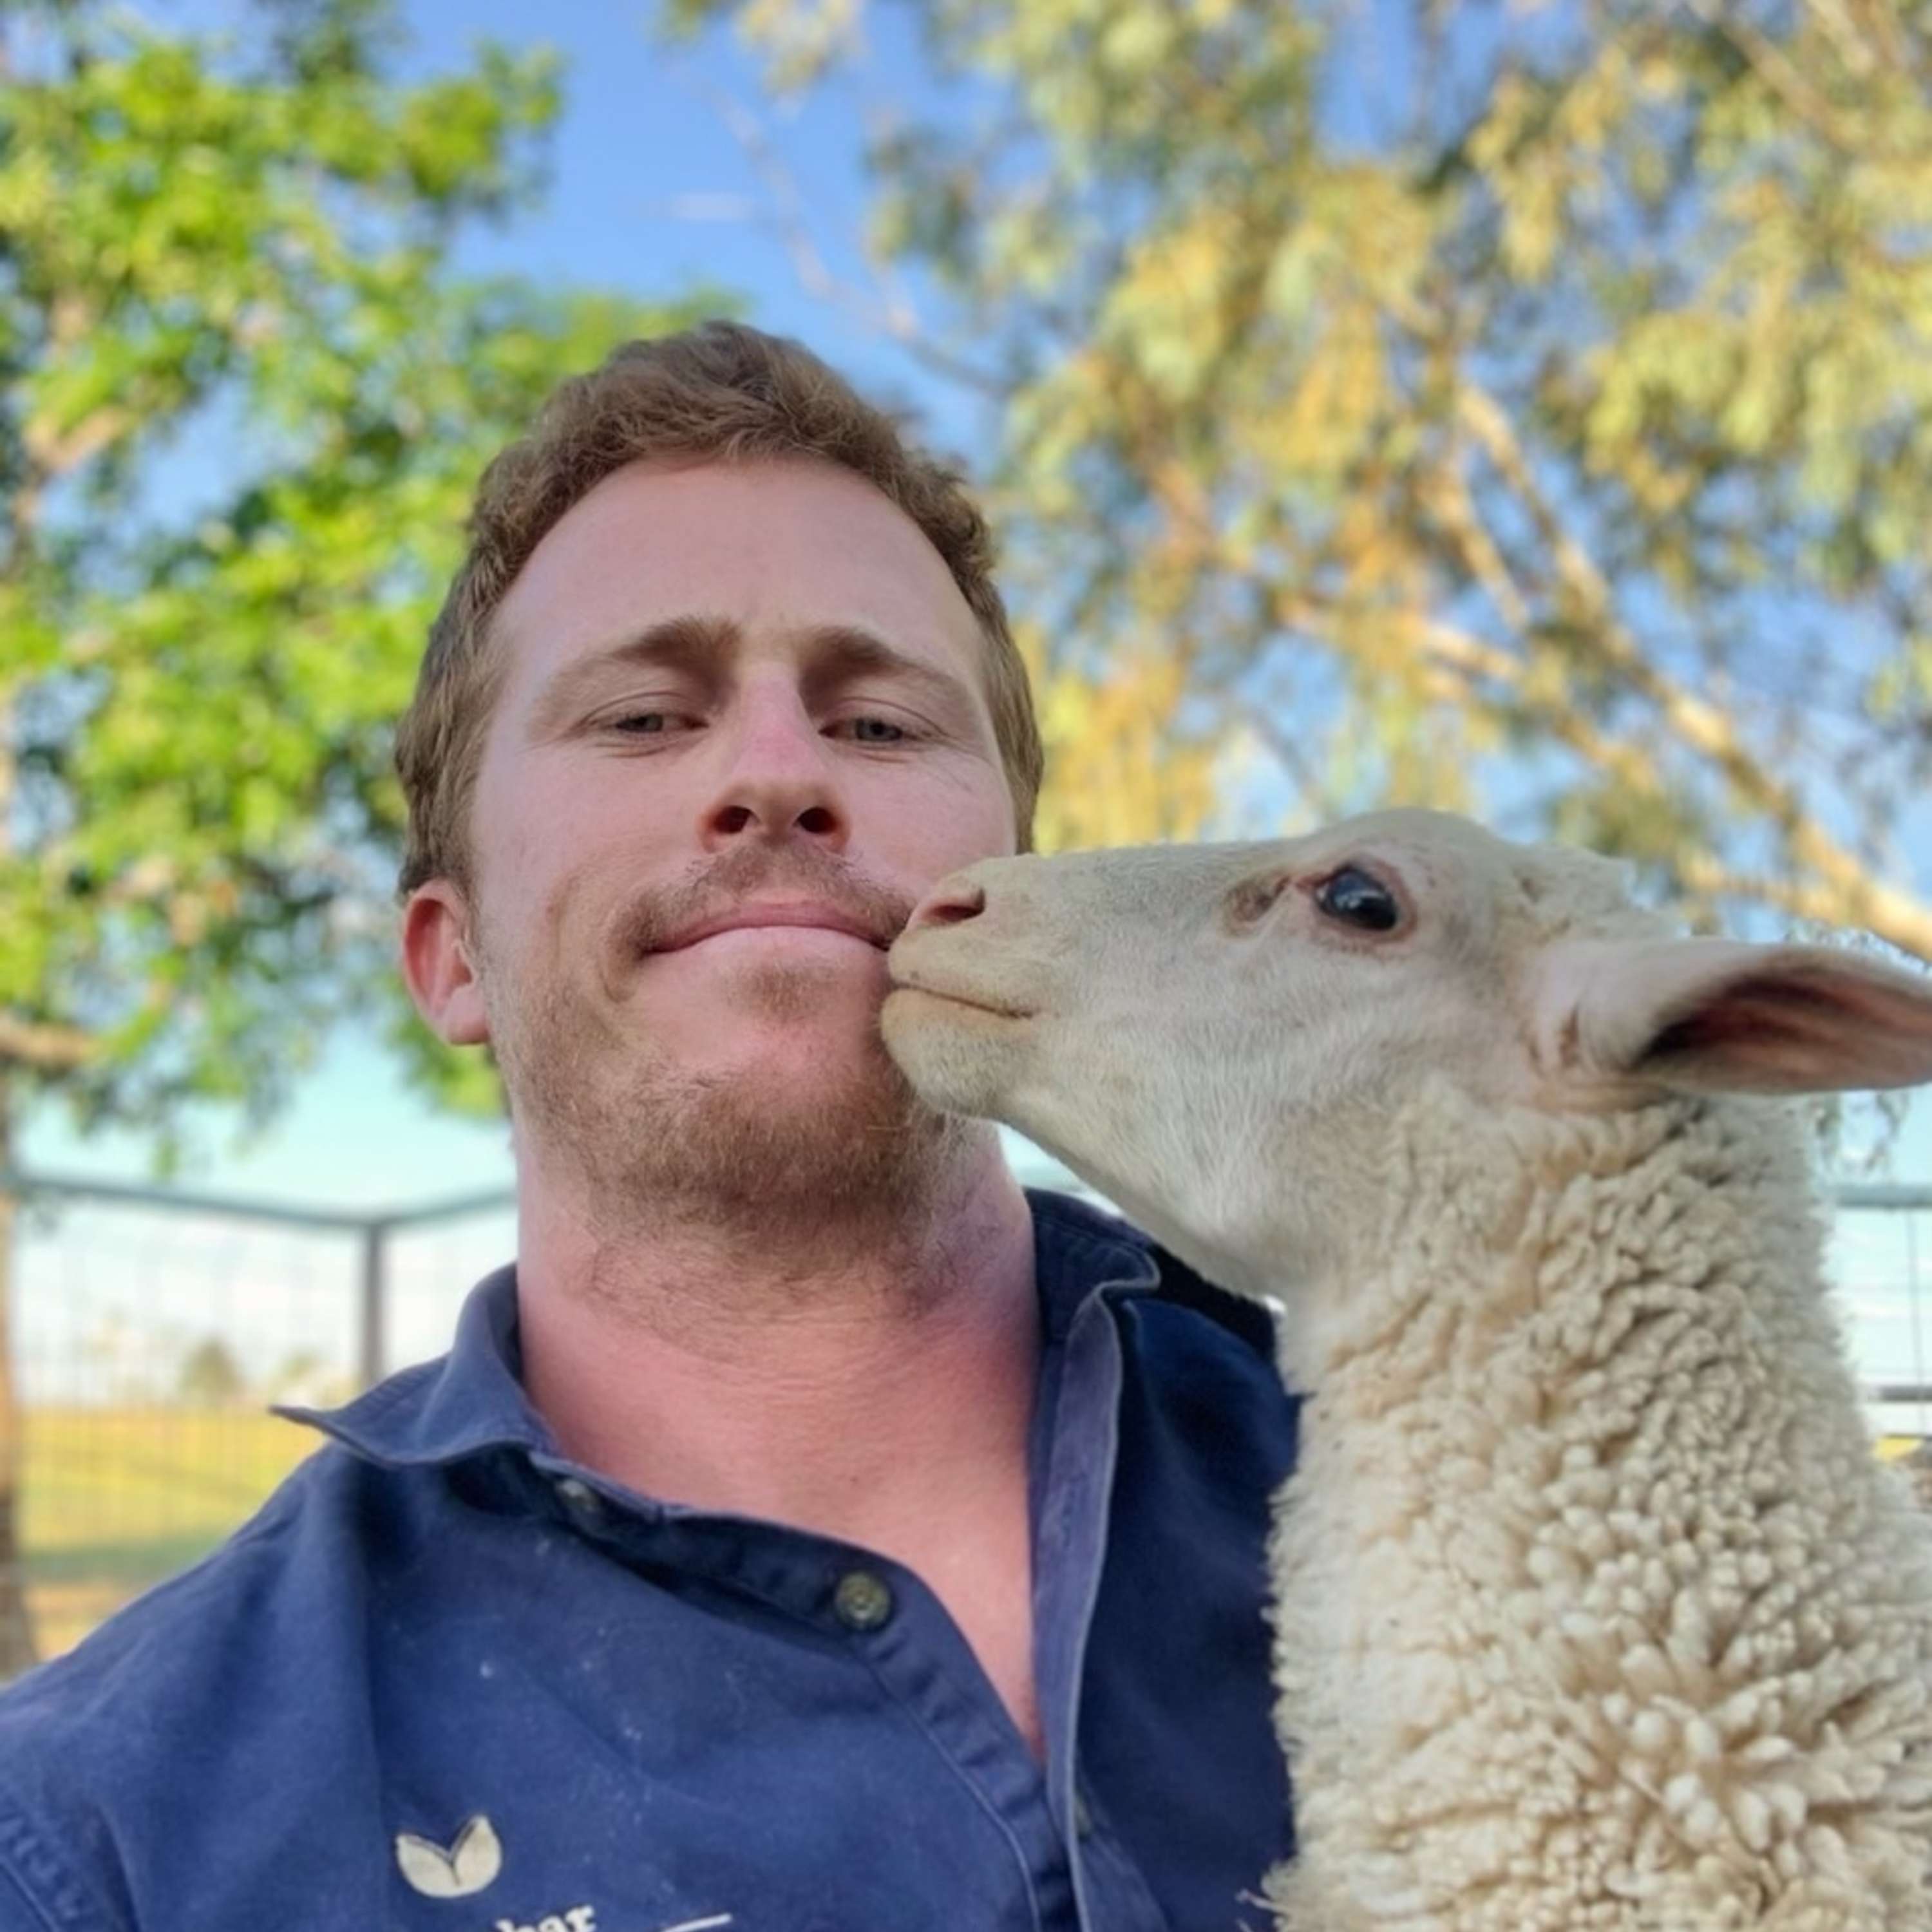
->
(1264, 1083, 1932, 1931)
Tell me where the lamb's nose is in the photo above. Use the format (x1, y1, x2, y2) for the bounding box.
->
(904, 875, 986, 933)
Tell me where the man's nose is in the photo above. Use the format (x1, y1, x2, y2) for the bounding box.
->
(699, 694, 849, 853)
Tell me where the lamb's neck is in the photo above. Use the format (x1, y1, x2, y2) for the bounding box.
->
(1271, 1084, 1843, 1434)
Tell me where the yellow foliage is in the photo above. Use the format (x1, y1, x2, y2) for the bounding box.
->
(1301, 166, 1434, 310)
(1470, 47, 1633, 283)
(1271, 303, 1388, 481)
(1101, 203, 1251, 402)
(730, 0, 859, 86)
(1023, 630, 1220, 850)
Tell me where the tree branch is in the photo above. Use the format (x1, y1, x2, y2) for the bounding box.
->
(1448, 378, 1932, 952)
(672, 81, 1007, 399)
(1276, 589, 1932, 959)
(0, 1015, 97, 1073)
(22, 405, 133, 482)
(1683, 0, 1868, 151)
(1244, 706, 1347, 822)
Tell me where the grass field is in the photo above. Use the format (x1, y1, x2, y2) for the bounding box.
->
(21, 1406, 319, 1657)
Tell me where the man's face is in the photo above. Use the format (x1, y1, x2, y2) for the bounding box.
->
(406, 455, 1018, 1221)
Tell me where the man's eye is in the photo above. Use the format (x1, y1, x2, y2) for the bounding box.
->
(841, 715, 908, 744)
(609, 711, 681, 735)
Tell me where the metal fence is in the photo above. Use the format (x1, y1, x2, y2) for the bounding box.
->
(6, 1170, 517, 1660)
(3, 1171, 1927, 1663)
(1832, 1183, 1932, 1440)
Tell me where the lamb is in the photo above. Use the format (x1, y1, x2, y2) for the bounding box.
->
(881, 807, 1932, 1931)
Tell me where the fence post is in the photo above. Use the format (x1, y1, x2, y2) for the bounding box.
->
(359, 1222, 387, 1391)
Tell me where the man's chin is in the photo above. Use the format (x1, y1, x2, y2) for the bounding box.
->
(665, 1031, 892, 1095)
(641, 1074, 955, 1229)
(545, 1030, 955, 1221)
(493, 954, 970, 1229)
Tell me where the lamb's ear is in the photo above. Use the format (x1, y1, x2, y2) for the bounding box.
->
(1532, 937, 1932, 1095)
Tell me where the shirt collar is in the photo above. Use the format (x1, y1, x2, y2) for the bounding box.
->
(283, 1189, 1229, 1472)
(277, 1262, 551, 1467)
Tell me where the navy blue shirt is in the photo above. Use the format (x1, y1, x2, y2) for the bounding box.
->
(0, 1191, 1295, 1931)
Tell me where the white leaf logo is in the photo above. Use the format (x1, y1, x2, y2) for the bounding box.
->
(394, 1814, 504, 1899)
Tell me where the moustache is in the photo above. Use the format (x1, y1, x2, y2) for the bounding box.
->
(616, 845, 920, 960)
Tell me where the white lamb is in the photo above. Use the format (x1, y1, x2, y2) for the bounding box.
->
(882, 808, 1932, 1931)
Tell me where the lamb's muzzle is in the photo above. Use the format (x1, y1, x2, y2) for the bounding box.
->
(882, 807, 1932, 1930)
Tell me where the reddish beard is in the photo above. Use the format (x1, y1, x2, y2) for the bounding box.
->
(475, 846, 972, 1245)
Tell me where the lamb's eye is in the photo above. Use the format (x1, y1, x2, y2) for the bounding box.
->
(1314, 864, 1401, 933)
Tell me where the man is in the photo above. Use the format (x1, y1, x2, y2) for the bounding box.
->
(0, 323, 1296, 1930)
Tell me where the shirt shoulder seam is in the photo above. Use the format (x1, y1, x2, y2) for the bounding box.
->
(0, 1781, 122, 1932)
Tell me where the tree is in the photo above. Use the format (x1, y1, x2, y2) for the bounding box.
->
(176, 1336, 247, 1409)
(0, 0, 716, 1678)
(673, 0, 1932, 942)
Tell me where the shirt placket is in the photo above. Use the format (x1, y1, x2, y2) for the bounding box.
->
(524, 1452, 1081, 1931)
(1034, 1282, 1175, 1932)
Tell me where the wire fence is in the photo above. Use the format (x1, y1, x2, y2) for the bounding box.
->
(3, 1171, 1929, 1663)
(7, 1171, 516, 1660)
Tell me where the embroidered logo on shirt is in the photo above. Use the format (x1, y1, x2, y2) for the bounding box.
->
(395, 1814, 504, 1898)
(484, 1912, 728, 1932)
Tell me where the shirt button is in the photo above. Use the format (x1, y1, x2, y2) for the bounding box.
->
(832, 1568, 895, 1632)
(554, 1476, 604, 1527)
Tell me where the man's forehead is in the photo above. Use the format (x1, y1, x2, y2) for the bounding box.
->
(492, 455, 980, 686)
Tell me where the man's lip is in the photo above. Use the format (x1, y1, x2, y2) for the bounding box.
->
(652, 904, 889, 954)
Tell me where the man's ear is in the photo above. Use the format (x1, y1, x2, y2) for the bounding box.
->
(1533, 936, 1932, 1096)
(401, 882, 490, 1047)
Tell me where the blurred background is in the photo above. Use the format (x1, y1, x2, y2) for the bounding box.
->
(3, 0, 1931, 1681)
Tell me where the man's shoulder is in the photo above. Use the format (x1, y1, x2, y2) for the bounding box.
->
(5, 1432, 386, 1718)
(0, 1435, 410, 1927)
(0, 1324, 513, 1759)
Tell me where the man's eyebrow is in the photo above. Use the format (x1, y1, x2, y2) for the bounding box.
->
(523, 616, 982, 741)
(523, 614, 735, 741)
(796, 624, 978, 718)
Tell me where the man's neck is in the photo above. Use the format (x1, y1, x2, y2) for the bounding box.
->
(511, 1136, 1040, 1553)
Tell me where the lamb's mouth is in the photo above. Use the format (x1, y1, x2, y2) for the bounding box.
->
(884, 982, 1038, 1025)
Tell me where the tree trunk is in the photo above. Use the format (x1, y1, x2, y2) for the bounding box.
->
(0, 1086, 39, 1682)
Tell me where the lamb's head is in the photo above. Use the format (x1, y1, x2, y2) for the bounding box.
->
(883, 808, 1932, 1296)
